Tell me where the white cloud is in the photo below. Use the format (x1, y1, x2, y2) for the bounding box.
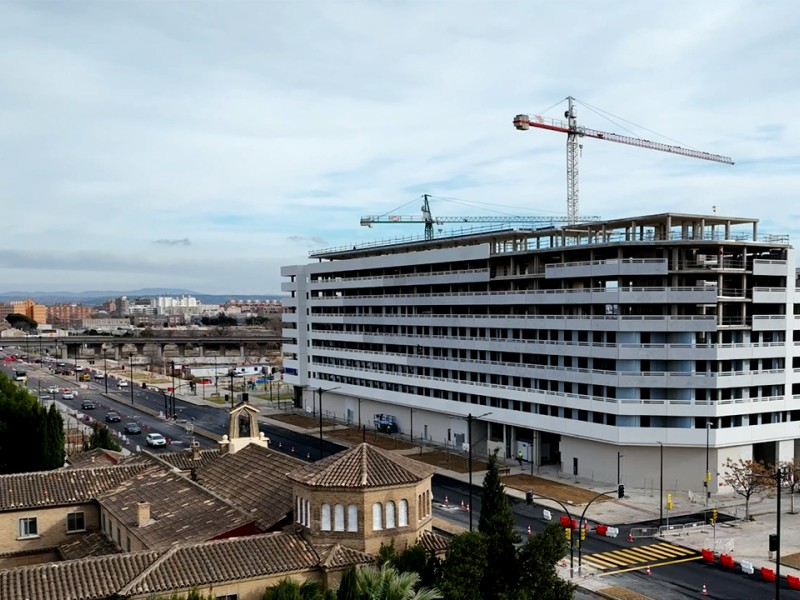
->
(0, 0, 798, 295)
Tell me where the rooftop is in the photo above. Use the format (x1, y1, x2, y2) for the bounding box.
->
(287, 443, 435, 489)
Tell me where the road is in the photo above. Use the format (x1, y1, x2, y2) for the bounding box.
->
(0, 350, 788, 598)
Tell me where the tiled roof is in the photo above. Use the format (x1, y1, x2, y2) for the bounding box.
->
(65, 448, 125, 468)
(0, 464, 150, 511)
(58, 531, 121, 561)
(0, 531, 374, 600)
(0, 550, 160, 600)
(419, 530, 451, 554)
(196, 444, 304, 530)
(314, 542, 374, 569)
(158, 448, 221, 471)
(98, 467, 254, 549)
(287, 443, 435, 489)
(119, 531, 322, 597)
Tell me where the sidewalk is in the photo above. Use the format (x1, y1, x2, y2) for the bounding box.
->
(130, 370, 800, 592)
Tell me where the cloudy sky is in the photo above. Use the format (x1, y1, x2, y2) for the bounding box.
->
(1, 1, 798, 295)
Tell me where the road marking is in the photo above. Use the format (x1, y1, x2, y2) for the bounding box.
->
(582, 543, 699, 571)
(598, 554, 703, 577)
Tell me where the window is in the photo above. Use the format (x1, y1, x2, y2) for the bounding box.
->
(67, 512, 85, 533)
(215, 595, 238, 600)
(372, 503, 383, 531)
(334, 504, 345, 532)
(398, 499, 408, 527)
(386, 501, 396, 529)
(296, 496, 302, 523)
(304, 499, 310, 527)
(18, 517, 38, 538)
(347, 504, 358, 532)
(321, 504, 332, 531)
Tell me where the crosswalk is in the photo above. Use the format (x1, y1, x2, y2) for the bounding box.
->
(581, 542, 700, 571)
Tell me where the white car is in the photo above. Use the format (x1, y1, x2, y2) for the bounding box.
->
(75, 365, 83, 372)
(145, 433, 167, 447)
(62, 390, 76, 400)
(118, 380, 128, 388)
(48, 385, 60, 394)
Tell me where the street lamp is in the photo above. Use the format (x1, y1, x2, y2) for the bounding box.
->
(467, 411, 492, 531)
(658, 441, 664, 527)
(774, 468, 783, 600)
(170, 360, 176, 419)
(317, 386, 340, 459)
(102, 348, 108, 394)
(129, 354, 134, 405)
(705, 420, 714, 506)
(228, 368, 236, 409)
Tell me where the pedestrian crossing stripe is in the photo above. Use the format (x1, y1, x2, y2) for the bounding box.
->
(582, 543, 698, 569)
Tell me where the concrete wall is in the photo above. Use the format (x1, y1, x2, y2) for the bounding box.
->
(0, 503, 99, 556)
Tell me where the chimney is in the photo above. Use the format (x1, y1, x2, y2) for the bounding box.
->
(136, 501, 151, 527)
(191, 441, 201, 461)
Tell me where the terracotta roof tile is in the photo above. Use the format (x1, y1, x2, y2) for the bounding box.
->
(119, 531, 321, 597)
(287, 443, 435, 489)
(158, 448, 221, 471)
(0, 550, 160, 600)
(0, 464, 149, 511)
(196, 444, 304, 530)
(419, 530, 451, 554)
(313, 542, 374, 569)
(98, 467, 254, 549)
(65, 448, 125, 468)
(58, 531, 121, 560)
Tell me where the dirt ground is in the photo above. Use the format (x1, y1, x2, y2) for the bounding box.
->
(411, 449, 488, 473)
(599, 587, 653, 600)
(328, 428, 415, 451)
(501, 473, 611, 506)
(783, 552, 800, 569)
(269, 413, 337, 429)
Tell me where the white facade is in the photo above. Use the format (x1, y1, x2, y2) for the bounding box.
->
(281, 213, 799, 494)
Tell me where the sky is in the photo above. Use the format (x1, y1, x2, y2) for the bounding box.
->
(1, 1, 799, 295)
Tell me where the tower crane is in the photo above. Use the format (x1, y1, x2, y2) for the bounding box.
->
(360, 194, 601, 240)
(513, 96, 734, 225)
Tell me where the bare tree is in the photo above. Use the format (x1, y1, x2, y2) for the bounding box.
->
(722, 458, 773, 520)
(780, 459, 800, 514)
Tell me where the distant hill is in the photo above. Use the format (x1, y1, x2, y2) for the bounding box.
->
(0, 289, 284, 306)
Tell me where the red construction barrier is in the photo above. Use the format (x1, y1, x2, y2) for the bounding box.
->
(596, 524, 608, 536)
(571, 518, 578, 530)
(761, 567, 776, 582)
(788, 575, 800, 590)
(701, 549, 715, 563)
(719, 554, 734, 569)
(559, 515, 570, 528)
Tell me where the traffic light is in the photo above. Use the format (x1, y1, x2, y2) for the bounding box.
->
(769, 534, 778, 552)
(705, 470, 712, 482)
(710, 508, 718, 525)
(526, 490, 533, 505)
(617, 484, 625, 499)
(565, 528, 571, 541)
(667, 493, 673, 511)
(580, 527, 586, 541)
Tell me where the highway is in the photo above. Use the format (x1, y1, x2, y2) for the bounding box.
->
(0, 349, 789, 598)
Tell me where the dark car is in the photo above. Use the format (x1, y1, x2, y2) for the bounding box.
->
(80, 400, 95, 410)
(105, 412, 121, 423)
(124, 422, 141, 434)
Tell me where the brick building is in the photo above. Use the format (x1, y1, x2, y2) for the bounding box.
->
(47, 303, 94, 327)
(8, 299, 47, 325)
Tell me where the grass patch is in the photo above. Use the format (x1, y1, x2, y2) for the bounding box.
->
(501, 473, 610, 506)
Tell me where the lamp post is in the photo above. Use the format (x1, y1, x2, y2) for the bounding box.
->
(317, 386, 340, 459)
(214, 353, 219, 395)
(775, 468, 783, 600)
(617, 451, 624, 486)
(228, 368, 236, 409)
(129, 354, 134, 405)
(170, 360, 176, 419)
(102, 348, 108, 394)
(705, 420, 713, 506)
(467, 411, 492, 531)
(658, 441, 664, 527)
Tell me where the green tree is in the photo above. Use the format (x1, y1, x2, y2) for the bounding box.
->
(355, 563, 441, 600)
(5, 313, 38, 331)
(336, 567, 359, 600)
(0, 373, 64, 473)
(85, 423, 122, 452)
(516, 524, 575, 600)
(394, 543, 439, 590)
(437, 532, 487, 600)
(262, 578, 324, 600)
(477, 450, 520, 599)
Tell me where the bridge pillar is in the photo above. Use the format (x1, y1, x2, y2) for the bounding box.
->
(239, 343, 245, 359)
(198, 345, 205, 358)
(114, 345, 121, 361)
(178, 343, 187, 357)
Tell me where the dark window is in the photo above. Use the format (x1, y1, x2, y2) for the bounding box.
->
(67, 512, 85, 533)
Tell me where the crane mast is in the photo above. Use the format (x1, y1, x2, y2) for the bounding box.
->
(514, 96, 734, 225)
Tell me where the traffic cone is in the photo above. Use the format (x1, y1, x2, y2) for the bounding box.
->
(627, 532, 634, 543)
(527, 525, 532, 536)
(444, 496, 448, 505)
(466, 504, 470, 512)
(460, 500, 465, 508)
(645, 566, 651, 576)
(701, 583, 708, 596)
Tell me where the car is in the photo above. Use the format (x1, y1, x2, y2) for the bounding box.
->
(56, 362, 65, 367)
(124, 422, 142, 434)
(63, 391, 76, 400)
(105, 412, 121, 423)
(47, 385, 60, 394)
(145, 433, 167, 447)
(94, 373, 105, 380)
(79, 372, 91, 381)
(118, 380, 129, 388)
(75, 365, 83, 372)
(80, 400, 95, 409)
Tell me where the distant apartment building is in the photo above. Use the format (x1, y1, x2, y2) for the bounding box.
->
(154, 295, 198, 315)
(9, 299, 47, 325)
(48, 303, 94, 327)
(81, 318, 132, 331)
(224, 299, 283, 317)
